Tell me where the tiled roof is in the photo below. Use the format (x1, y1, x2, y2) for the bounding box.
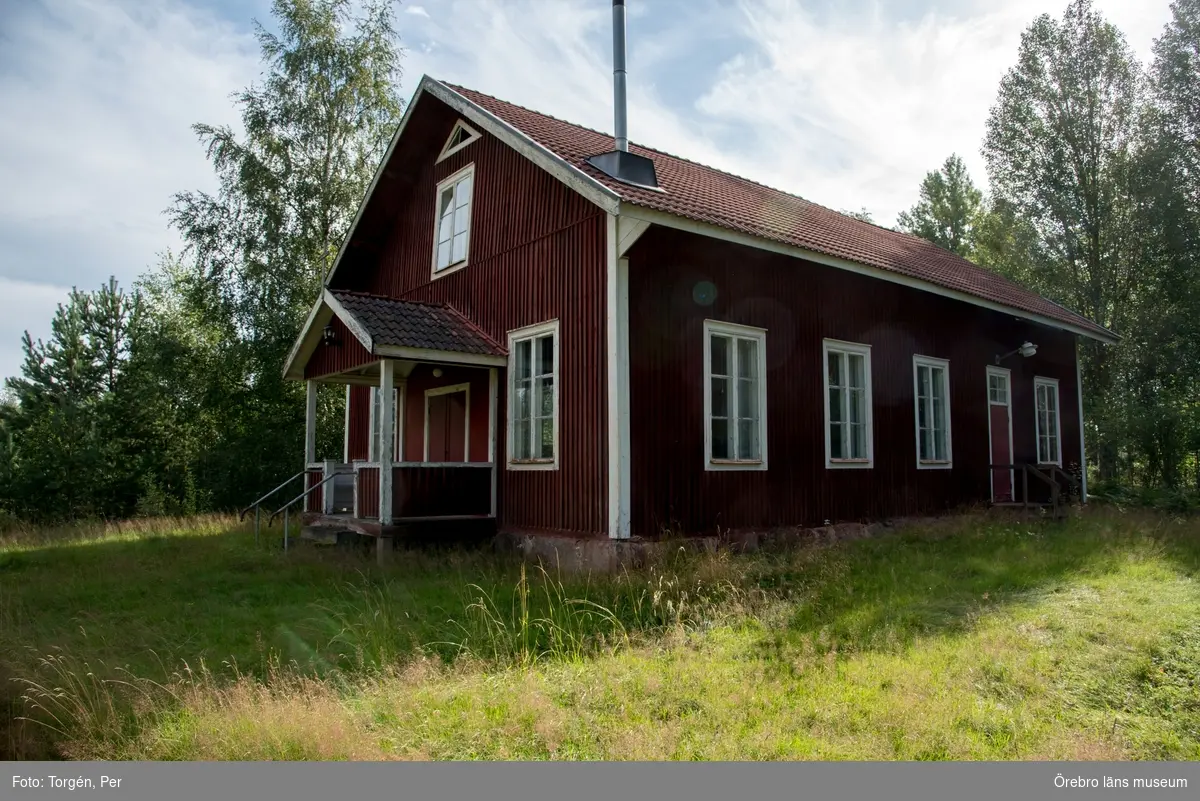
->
(331, 291, 505, 356)
(444, 83, 1114, 342)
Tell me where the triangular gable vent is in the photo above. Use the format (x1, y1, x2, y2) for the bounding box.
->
(437, 120, 481, 162)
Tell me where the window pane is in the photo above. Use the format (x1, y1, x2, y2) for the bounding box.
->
(828, 351, 841, 387)
(736, 338, 758, 380)
(452, 231, 467, 263)
(539, 376, 554, 417)
(711, 419, 729, 459)
(711, 376, 729, 418)
(737, 377, 757, 424)
(711, 335, 730, 376)
(454, 203, 470, 236)
(1036, 385, 1047, 412)
(932, 367, 946, 403)
(737, 419, 759, 460)
(849, 387, 864, 426)
(918, 365, 930, 400)
(1046, 386, 1057, 415)
(934, 426, 947, 461)
(455, 174, 472, 207)
(439, 188, 454, 219)
(828, 387, 843, 423)
(539, 417, 554, 459)
(537, 335, 554, 377)
(516, 380, 531, 421)
(436, 240, 451, 270)
(438, 210, 454, 244)
(851, 423, 866, 459)
(830, 422, 844, 459)
(849, 353, 864, 389)
(515, 340, 531, 381)
(514, 416, 531, 460)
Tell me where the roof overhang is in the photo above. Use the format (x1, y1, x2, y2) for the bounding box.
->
(283, 289, 507, 382)
(616, 204, 1120, 345)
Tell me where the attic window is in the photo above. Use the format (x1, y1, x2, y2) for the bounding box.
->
(437, 120, 481, 162)
(432, 163, 474, 274)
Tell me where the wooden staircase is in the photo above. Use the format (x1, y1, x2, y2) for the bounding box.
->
(990, 463, 1082, 519)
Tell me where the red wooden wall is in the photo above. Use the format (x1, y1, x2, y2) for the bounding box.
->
(626, 226, 1082, 536)
(330, 94, 609, 536)
(305, 316, 374, 379)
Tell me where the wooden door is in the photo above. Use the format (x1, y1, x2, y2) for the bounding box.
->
(427, 389, 468, 462)
(987, 368, 1013, 502)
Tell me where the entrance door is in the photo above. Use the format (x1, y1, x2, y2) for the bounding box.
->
(987, 367, 1013, 502)
(426, 385, 469, 462)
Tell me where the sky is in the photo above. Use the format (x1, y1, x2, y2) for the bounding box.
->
(0, 0, 1177, 385)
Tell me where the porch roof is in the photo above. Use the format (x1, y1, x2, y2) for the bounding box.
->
(283, 288, 507, 381)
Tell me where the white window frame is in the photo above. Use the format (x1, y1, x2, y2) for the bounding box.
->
(423, 383, 471, 463)
(913, 354, 953, 469)
(506, 319, 560, 471)
(436, 120, 482, 163)
(1034, 376, 1063, 467)
(986, 365, 1014, 502)
(703, 319, 768, 471)
(367, 384, 404, 462)
(822, 339, 873, 469)
(431, 163, 475, 279)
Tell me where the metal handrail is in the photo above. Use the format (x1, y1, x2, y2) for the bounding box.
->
(268, 470, 348, 526)
(239, 470, 316, 521)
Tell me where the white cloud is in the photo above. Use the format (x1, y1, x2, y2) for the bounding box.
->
(405, 5, 430, 17)
(0, 0, 261, 382)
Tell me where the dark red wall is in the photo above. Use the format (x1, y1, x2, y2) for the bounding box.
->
(330, 94, 609, 536)
(627, 227, 1082, 536)
(402, 365, 490, 463)
(346, 385, 372, 462)
(305, 316, 374, 379)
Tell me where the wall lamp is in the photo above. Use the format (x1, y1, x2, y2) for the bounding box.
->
(995, 341, 1037, 364)
(322, 324, 338, 346)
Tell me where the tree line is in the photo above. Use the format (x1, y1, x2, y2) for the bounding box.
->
(897, 0, 1200, 491)
(2, 0, 1197, 522)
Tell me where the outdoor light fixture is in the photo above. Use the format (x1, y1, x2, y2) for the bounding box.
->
(432, 368, 444, 378)
(322, 324, 337, 346)
(995, 341, 1037, 364)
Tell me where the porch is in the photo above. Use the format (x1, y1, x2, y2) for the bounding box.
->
(283, 289, 508, 539)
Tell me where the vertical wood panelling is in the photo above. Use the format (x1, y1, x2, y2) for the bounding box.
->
(628, 227, 1082, 536)
(305, 471, 323, 514)
(393, 466, 492, 517)
(402, 365, 491, 463)
(356, 467, 380, 519)
(331, 98, 609, 536)
(304, 317, 374, 378)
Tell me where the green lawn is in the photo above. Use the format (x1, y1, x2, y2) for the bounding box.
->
(2, 508, 1199, 760)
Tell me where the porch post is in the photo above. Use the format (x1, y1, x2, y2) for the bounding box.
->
(304, 379, 318, 465)
(1076, 338, 1088, 504)
(606, 213, 632, 539)
(379, 359, 394, 525)
(489, 367, 498, 518)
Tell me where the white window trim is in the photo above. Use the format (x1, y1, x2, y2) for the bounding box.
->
(703, 319, 768, 471)
(367, 383, 404, 462)
(986, 365, 1014, 502)
(506, 319, 560, 471)
(423, 382, 471, 463)
(436, 120, 481, 163)
(822, 338, 873, 469)
(430, 162, 475, 280)
(1034, 376, 1063, 467)
(913, 354, 953, 470)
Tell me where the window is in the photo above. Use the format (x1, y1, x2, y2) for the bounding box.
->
(436, 120, 481, 162)
(368, 386, 402, 462)
(432, 164, 474, 274)
(1034, 377, 1062, 466)
(823, 339, 873, 468)
(507, 320, 559, 469)
(704, 320, 767, 470)
(913, 355, 952, 468)
(988, 371, 1008, 404)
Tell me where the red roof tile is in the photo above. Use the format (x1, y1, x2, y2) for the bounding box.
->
(444, 83, 1113, 342)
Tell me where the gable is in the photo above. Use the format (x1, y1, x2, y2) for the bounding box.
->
(437, 119, 481, 162)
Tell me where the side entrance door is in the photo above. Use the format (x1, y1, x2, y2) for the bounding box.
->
(426, 384, 469, 462)
(987, 367, 1013, 502)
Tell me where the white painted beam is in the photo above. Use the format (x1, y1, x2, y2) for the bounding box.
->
(606, 213, 632, 539)
(379, 360, 395, 525)
(304, 380, 318, 465)
(489, 367, 498, 520)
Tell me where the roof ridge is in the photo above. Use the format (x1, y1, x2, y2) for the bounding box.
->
(441, 302, 506, 353)
(332, 288, 450, 311)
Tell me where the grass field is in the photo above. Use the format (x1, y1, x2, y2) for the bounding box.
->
(2, 508, 1199, 760)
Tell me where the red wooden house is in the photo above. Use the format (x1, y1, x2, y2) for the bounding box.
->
(281, 9, 1114, 550)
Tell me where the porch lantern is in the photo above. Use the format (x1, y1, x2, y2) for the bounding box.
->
(995, 341, 1037, 364)
(323, 324, 338, 346)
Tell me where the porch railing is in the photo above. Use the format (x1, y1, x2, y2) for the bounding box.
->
(352, 461, 494, 522)
(990, 463, 1082, 519)
(267, 469, 350, 552)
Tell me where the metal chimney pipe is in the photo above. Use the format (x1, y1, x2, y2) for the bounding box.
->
(612, 0, 628, 152)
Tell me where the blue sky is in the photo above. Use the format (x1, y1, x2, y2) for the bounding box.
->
(0, 0, 1174, 384)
